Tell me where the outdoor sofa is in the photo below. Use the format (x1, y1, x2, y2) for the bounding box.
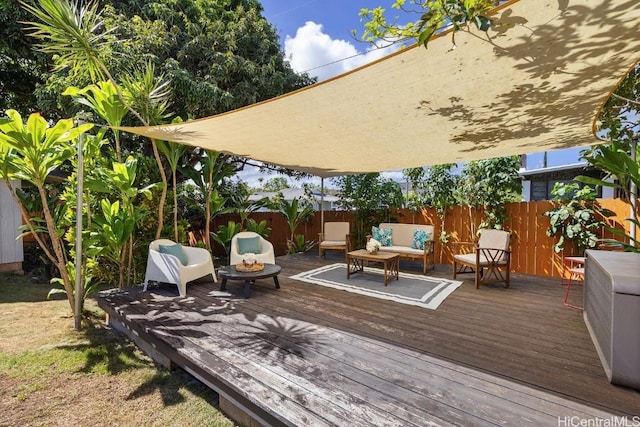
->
(368, 223, 435, 274)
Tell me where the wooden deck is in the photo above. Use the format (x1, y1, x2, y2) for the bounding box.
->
(97, 253, 640, 426)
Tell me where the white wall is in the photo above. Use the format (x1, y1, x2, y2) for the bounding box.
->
(0, 180, 24, 271)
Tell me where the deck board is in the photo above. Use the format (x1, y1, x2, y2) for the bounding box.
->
(97, 253, 639, 426)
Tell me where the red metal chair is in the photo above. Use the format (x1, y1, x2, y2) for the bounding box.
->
(562, 256, 585, 310)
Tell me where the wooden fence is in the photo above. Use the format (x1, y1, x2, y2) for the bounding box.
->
(205, 199, 637, 279)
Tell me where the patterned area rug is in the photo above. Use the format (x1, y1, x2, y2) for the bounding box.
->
(290, 263, 463, 310)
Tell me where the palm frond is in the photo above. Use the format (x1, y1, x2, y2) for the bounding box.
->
(20, 0, 115, 81)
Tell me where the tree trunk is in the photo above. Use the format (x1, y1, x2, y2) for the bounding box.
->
(151, 138, 167, 240)
(36, 179, 75, 314)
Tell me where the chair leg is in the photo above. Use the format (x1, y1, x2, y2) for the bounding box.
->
(563, 270, 584, 310)
(475, 267, 481, 289)
(505, 266, 510, 288)
(178, 280, 187, 297)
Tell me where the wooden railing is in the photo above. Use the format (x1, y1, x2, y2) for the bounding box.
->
(204, 199, 637, 278)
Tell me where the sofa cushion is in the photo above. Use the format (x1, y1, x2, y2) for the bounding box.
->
(412, 229, 430, 250)
(372, 226, 393, 246)
(454, 252, 508, 267)
(384, 245, 423, 256)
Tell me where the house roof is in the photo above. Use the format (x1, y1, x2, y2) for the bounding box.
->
(519, 162, 591, 177)
(249, 188, 340, 202)
(118, 0, 640, 178)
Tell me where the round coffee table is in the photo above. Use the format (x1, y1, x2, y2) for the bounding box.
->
(217, 264, 281, 298)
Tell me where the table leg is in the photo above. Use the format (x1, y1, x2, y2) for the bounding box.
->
(383, 260, 389, 286)
(348, 257, 363, 279)
(273, 275, 280, 289)
(243, 280, 251, 298)
(220, 278, 227, 291)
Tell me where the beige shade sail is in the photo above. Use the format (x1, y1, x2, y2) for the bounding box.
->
(118, 0, 640, 178)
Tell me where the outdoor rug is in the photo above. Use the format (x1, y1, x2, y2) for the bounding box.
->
(290, 263, 463, 310)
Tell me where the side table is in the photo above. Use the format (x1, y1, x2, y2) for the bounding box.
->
(218, 264, 281, 298)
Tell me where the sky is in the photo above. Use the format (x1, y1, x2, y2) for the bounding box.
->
(237, 0, 583, 189)
(238, 0, 404, 189)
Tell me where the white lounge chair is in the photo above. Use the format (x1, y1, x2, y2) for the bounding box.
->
(143, 239, 216, 297)
(230, 232, 275, 265)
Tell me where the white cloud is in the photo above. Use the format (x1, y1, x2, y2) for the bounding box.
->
(238, 22, 399, 186)
(284, 21, 395, 81)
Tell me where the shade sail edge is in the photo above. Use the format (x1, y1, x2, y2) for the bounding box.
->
(116, 0, 640, 178)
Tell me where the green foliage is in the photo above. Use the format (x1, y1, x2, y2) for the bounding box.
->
(0, 109, 93, 315)
(543, 183, 611, 255)
(211, 221, 241, 261)
(334, 173, 404, 247)
(15, 0, 315, 121)
(578, 141, 640, 252)
(20, 0, 114, 81)
(245, 219, 271, 239)
(276, 197, 315, 241)
(404, 164, 458, 255)
(0, 110, 92, 186)
(260, 176, 291, 192)
(157, 136, 188, 241)
(358, 0, 502, 49)
(454, 156, 521, 230)
(228, 185, 270, 229)
(582, 64, 639, 252)
(181, 150, 237, 250)
(404, 164, 458, 211)
(0, 1, 50, 114)
(288, 234, 316, 254)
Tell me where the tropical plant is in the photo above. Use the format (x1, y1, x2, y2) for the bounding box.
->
(543, 183, 612, 255)
(404, 164, 458, 249)
(92, 199, 137, 287)
(210, 220, 241, 262)
(334, 173, 404, 247)
(0, 110, 92, 315)
(578, 141, 640, 252)
(454, 156, 521, 234)
(578, 64, 640, 252)
(276, 197, 315, 252)
(229, 185, 270, 230)
(181, 150, 236, 251)
(62, 81, 129, 161)
(157, 138, 187, 242)
(288, 234, 316, 253)
(245, 218, 271, 239)
(85, 156, 154, 287)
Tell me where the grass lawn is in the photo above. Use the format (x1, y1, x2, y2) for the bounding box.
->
(0, 272, 236, 427)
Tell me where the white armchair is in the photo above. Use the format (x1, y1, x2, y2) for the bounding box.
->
(143, 239, 217, 297)
(230, 232, 275, 265)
